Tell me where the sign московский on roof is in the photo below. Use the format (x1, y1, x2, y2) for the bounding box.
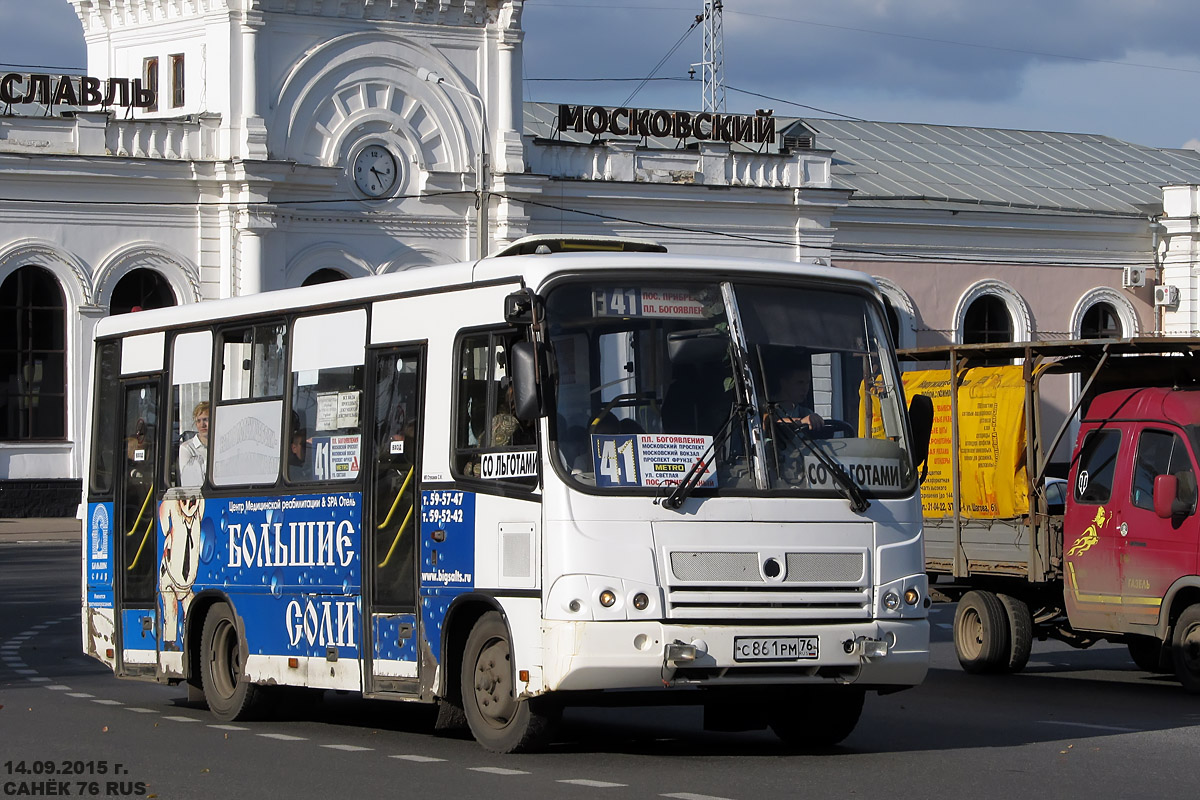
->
(557, 104, 776, 145)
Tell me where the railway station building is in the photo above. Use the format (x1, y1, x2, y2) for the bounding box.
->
(1, 0, 1198, 514)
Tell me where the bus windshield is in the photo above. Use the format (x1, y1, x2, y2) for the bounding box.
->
(546, 279, 916, 497)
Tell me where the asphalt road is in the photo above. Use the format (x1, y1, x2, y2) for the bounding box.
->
(3, 541, 1198, 800)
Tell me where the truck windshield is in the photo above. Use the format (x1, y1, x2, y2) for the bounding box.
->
(546, 279, 916, 498)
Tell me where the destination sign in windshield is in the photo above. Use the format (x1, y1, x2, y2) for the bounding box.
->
(592, 288, 708, 320)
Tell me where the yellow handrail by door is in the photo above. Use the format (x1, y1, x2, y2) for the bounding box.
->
(376, 467, 414, 530)
(377, 506, 414, 569)
(126, 501, 156, 571)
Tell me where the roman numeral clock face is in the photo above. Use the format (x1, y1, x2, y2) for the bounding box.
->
(352, 145, 398, 197)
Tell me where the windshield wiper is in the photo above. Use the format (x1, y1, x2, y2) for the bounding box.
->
(662, 404, 747, 511)
(767, 405, 870, 514)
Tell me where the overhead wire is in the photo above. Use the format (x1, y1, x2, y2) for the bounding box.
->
(489, 190, 1157, 268)
(0, 187, 1156, 267)
(619, 12, 701, 107)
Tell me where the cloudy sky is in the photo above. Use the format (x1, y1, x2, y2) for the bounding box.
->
(4, 0, 1198, 150)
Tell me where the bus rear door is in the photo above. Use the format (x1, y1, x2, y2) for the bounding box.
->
(114, 378, 164, 676)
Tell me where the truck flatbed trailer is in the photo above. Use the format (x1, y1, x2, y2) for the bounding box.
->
(898, 338, 1200, 683)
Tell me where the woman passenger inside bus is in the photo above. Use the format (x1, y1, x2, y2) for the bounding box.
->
(177, 401, 209, 487)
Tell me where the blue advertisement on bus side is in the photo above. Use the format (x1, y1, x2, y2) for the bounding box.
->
(156, 491, 362, 658)
(87, 502, 114, 608)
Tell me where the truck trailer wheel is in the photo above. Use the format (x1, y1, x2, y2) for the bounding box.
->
(954, 590, 1010, 674)
(1171, 605, 1200, 693)
(997, 593, 1033, 674)
(461, 612, 559, 752)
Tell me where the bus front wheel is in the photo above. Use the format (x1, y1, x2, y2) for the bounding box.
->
(768, 686, 865, 748)
(200, 602, 262, 721)
(460, 612, 559, 753)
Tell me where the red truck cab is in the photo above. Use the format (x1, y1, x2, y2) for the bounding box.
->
(1065, 386, 1200, 688)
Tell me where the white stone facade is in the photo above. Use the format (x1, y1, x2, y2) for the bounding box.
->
(0, 0, 844, 508)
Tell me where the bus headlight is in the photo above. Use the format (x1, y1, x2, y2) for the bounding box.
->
(599, 589, 617, 608)
(883, 591, 901, 611)
(904, 587, 920, 606)
(632, 592, 649, 610)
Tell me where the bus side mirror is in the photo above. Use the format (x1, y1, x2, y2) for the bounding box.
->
(908, 393, 933, 478)
(511, 341, 550, 422)
(504, 289, 541, 324)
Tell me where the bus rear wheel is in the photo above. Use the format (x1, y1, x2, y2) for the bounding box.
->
(200, 602, 262, 721)
(461, 612, 558, 753)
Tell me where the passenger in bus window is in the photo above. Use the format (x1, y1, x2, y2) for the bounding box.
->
(492, 377, 529, 446)
(177, 402, 209, 486)
(288, 428, 310, 481)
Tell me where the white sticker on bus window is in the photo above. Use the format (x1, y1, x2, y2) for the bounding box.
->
(296, 369, 319, 387)
(390, 439, 405, 455)
(337, 390, 360, 428)
(480, 451, 538, 480)
(311, 434, 361, 481)
(804, 457, 904, 491)
(591, 434, 716, 489)
(316, 393, 338, 430)
(133, 449, 146, 462)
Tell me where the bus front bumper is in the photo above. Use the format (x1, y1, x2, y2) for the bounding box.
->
(540, 618, 929, 693)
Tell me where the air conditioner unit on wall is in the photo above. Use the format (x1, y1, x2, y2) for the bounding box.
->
(1154, 284, 1180, 307)
(1122, 266, 1147, 288)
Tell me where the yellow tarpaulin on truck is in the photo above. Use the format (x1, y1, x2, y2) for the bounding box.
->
(900, 366, 1029, 519)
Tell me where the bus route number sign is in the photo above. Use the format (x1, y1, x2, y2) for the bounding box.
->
(591, 288, 707, 320)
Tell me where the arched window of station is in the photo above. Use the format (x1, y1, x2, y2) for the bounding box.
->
(110, 268, 176, 315)
(962, 294, 1013, 344)
(884, 302, 901, 345)
(1080, 302, 1121, 339)
(954, 280, 1031, 347)
(871, 277, 917, 350)
(0, 265, 67, 440)
(302, 268, 349, 286)
(1070, 288, 1138, 341)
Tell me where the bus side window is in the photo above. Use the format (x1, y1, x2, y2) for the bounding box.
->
(288, 310, 367, 484)
(168, 331, 212, 489)
(211, 322, 288, 486)
(454, 329, 537, 487)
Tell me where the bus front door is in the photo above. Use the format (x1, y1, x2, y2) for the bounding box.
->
(365, 347, 424, 693)
(113, 381, 162, 676)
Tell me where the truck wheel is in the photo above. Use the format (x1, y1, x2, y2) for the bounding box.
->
(461, 612, 559, 753)
(997, 593, 1033, 674)
(769, 687, 865, 748)
(1171, 605, 1200, 693)
(200, 602, 262, 721)
(1127, 636, 1172, 674)
(954, 590, 1010, 674)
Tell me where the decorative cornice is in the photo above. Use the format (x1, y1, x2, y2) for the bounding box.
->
(71, 0, 496, 31)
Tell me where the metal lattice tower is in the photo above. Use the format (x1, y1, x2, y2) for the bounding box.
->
(700, 0, 726, 112)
